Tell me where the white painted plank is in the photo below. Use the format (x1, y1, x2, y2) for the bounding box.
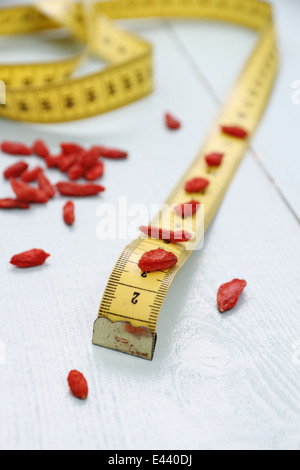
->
(169, 0, 300, 218)
(0, 1, 299, 451)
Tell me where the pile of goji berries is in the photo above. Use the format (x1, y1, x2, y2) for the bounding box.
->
(0, 139, 128, 219)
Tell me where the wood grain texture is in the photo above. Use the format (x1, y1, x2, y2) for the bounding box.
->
(0, 0, 299, 450)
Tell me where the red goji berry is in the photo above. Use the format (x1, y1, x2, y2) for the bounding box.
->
(217, 279, 247, 313)
(205, 152, 224, 167)
(1, 141, 32, 156)
(63, 201, 75, 226)
(185, 177, 210, 193)
(45, 155, 61, 169)
(56, 182, 105, 197)
(67, 163, 84, 181)
(67, 370, 88, 400)
(173, 200, 201, 218)
(60, 143, 84, 155)
(84, 161, 104, 181)
(57, 154, 78, 173)
(165, 112, 181, 130)
(10, 178, 49, 204)
(138, 248, 178, 273)
(32, 140, 50, 159)
(94, 146, 128, 159)
(10, 249, 50, 268)
(3, 161, 29, 179)
(37, 171, 56, 199)
(221, 125, 248, 139)
(139, 226, 192, 243)
(21, 166, 43, 183)
(0, 198, 30, 209)
(79, 149, 99, 169)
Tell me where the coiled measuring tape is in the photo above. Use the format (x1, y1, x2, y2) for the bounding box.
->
(0, 0, 278, 359)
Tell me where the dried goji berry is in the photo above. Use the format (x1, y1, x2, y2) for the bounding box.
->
(205, 152, 224, 167)
(58, 154, 77, 173)
(221, 125, 248, 139)
(37, 171, 56, 199)
(185, 177, 210, 193)
(56, 182, 105, 197)
(3, 161, 29, 179)
(21, 166, 43, 183)
(79, 149, 99, 169)
(84, 161, 104, 181)
(45, 155, 61, 168)
(217, 279, 247, 313)
(10, 249, 50, 268)
(60, 143, 84, 155)
(67, 163, 84, 181)
(32, 140, 50, 159)
(138, 248, 178, 273)
(67, 370, 88, 400)
(0, 198, 30, 209)
(165, 112, 181, 130)
(1, 141, 32, 156)
(94, 146, 128, 159)
(63, 201, 75, 226)
(10, 178, 49, 204)
(173, 200, 201, 218)
(139, 226, 192, 243)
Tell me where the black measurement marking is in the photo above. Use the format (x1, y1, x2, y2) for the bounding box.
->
(131, 292, 141, 305)
(65, 96, 75, 108)
(19, 101, 29, 112)
(86, 89, 97, 102)
(107, 82, 116, 95)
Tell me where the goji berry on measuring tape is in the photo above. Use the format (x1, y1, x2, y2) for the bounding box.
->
(205, 152, 224, 167)
(138, 248, 178, 273)
(185, 177, 210, 193)
(37, 171, 56, 199)
(21, 166, 43, 183)
(3, 161, 29, 179)
(1, 141, 32, 156)
(165, 112, 181, 130)
(139, 226, 192, 243)
(217, 278, 247, 313)
(94, 146, 128, 159)
(10, 249, 50, 268)
(10, 178, 49, 204)
(67, 163, 84, 181)
(0, 198, 30, 210)
(67, 370, 88, 400)
(60, 142, 84, 155)
(221, 125, 249, 139)
(63, 201, 75, 226)
(84, 161, 104, 181)
(173, 200, 201, 218)
(56, 181, 105, 197)
(32, 140, 50, 159)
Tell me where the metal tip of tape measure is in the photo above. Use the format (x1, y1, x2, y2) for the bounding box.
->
(93, 317, 156, 360)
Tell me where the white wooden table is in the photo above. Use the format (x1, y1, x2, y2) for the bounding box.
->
(0, 0, 299, 450)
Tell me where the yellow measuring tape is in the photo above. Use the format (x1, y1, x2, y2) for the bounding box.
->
(0, 0, 278, 359)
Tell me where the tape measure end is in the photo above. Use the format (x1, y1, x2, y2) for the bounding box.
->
(92, 317, 156, 361)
